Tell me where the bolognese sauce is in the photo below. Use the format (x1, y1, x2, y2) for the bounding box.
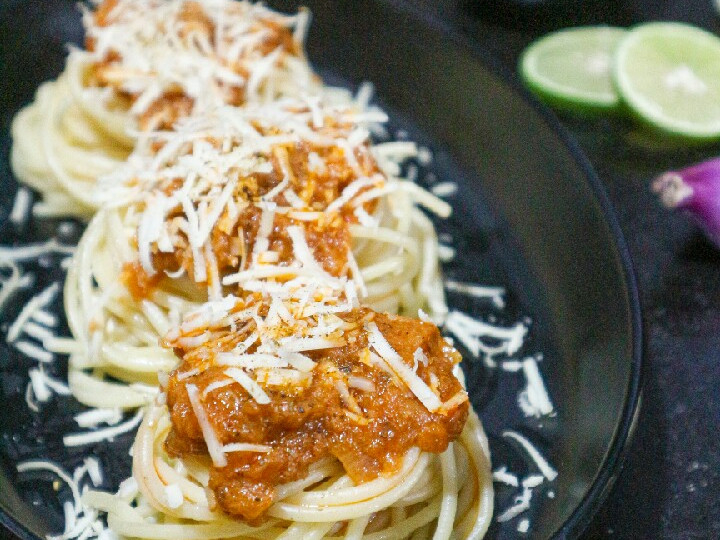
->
(164, 308, 469, 520)
(85, 0, 305, 130)
(125, 124, 383, 292)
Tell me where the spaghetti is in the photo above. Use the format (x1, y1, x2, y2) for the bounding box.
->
(9, 1, 495, 538)
(10, 0, 318, 218)
(83, 287, 493, 539)
(62, 96, 449, 409)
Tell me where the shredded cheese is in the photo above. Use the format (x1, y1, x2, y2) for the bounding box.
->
(444, 310, 527, 360)
(492, 466, 519, 487)
(223, 367, 270, 404)
(222, 443, 272, 453)
(0, 238, 74, 261)
(496, 486, 533, 522)
(444, 280, 505, 309)
(366, 322, 442, 413)
(519, 356, 554, 417)
(503, 430, 557, 482)
(185, 383, 227, 467)
(430, 182, 458, 198)
(14, 340, 54, 363)
(10, 186, 32, 225)
(0, 260, 33, 312)
(74, 408, 124, 428)
(7, 283, 60, 343)
(63, 409, 144, 447)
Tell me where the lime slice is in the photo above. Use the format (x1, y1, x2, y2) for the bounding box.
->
(614, 22, 720, 140)
(520, 26, 626, 114)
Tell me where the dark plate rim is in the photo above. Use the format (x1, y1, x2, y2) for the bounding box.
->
(384, 1, 644, 538)
(0, 1, 644, 539)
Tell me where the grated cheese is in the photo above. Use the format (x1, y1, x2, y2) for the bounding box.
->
(185, 383, 227, 467)
(500, 360, 523, 373)
(444, 310, 527, 361)
(84, 457, 103, 486)
(417, 146, 433, 165)
(366, 322, 442, 413)
(412, 347, 429, 371)
(444, 280, 505, 309)
(82, 0, 315, 119)
(496, 485, 532, 522)
(29, 369, 51, 402)
(175, 367, 201, 381)
(257, 367, 310, 387)
(223, 443, 272, 453)
(519, 356, 554, 417)
(16, 459, 110, 540)
(430, 182, 458, 198)
(334, 378, 362, 414)
(10, 186, 32, 225)
(0, 260, 33, 313)
(32, 309, 58, 327)
(286, 225, 330, 278)
(280, 351, 316, 372)
(438, 244, 456, 262)
(216, 353, 289, 369)
(223, 367, 271, 404)
(503, 430, 557, 482)
(7, 282, 60, 343)
(63, 409, 144, 447)
(348, 375, 375, 393)
(28, 367, 71, 405)
(23, 321, 56, 343)
(492, 466, 519, 487)
(0, 238, 74, 261)
(522, 474, 545, 489)
(74, 408, 124, 428)
(14, 340, 54, 363)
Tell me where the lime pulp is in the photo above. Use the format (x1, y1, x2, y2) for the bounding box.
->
(613, 22, 720, 140)
(519, 26, 627, 113)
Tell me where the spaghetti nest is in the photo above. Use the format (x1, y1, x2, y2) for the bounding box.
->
(10, 0, 318, 218)
(84, 283, 491, 539)
(84, 401, 492, 540)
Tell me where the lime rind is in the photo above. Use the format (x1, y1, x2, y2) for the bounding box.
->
(613, 22, 720, 140)
(520, 26, 626, 113)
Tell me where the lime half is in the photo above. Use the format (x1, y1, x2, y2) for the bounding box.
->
(520, 26, 626, 114)
(614, 22, 720, 140)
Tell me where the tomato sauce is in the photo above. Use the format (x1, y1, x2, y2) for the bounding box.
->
(145, 140, 379, 284)
(164, 310, 468, 520)
(86, 0, 302, 127)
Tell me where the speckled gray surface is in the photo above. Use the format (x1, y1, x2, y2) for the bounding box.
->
(406, 0, 720, 537)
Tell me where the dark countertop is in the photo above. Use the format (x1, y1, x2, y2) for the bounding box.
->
(406, 0, 720, 537)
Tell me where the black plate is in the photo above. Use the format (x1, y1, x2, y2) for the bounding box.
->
(0, 1, 642, 539)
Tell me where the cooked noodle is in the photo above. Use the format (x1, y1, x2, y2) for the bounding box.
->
(61, 97, 449, 409)
(83, 402, 492, 540)
(11, 0, 319, 218)
(9, 2, 494, 538)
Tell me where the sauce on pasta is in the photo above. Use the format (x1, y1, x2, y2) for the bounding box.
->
(86, 0, 303, 129)
(164, 308, 468, 520)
